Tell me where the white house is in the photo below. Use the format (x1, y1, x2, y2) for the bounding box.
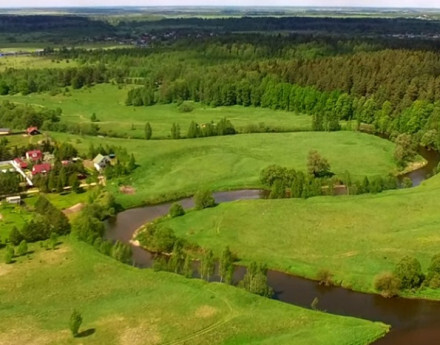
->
(93, 154, 111, 171)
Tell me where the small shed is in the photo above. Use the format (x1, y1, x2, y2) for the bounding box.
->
(27, 127, 40, 136)
(0, 128, 11, 135)
(6, 196, 21, 204)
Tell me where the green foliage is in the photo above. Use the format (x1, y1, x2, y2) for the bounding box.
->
(169, 202, 185, 218)
(307, 150, 331, 177)
(239, 262, 273, 297)
(374, 272, 401, 298)
(170, 123, 181, 139)
(16, 240, 28, 256)
(9, 226, 23, 246)
(394, 256, 424, 290)
(144, 122, 152, 140)
(269, 179, 286, 199)
(137, 224, 177, 253)
(111, 241, 132, 264)
(194, 189, 216, 210)
(200, 249, 215, 281)
(4, 245, 14, 264)
(317, 269, 334, 286)
(69, 310, 82, 337)
(219, 246, 234, 284)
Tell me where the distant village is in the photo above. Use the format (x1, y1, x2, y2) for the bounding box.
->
(0, 126, 115, 202)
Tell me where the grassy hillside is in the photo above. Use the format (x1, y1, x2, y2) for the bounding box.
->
(2, 84, 312, 138)
(49, 130, 398, 208)
(0, 239, 389, 345)
(159, 173, 440, 299)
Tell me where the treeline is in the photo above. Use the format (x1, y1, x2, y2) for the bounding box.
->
(375, 254, 440, 298)
(0, 100, 61, 129)
(9, 196, 70, 245)
(72, 190, 132, 264)
(260, 153, 403, 199)
(0, 64, 113, 96)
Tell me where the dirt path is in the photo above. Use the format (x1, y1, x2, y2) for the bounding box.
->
(62, 203, 85, 215)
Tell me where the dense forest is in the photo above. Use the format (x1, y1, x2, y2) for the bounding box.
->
(3, 16, 440, 150)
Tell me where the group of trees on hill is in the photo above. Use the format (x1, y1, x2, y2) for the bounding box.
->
(9, 196, 70, 245)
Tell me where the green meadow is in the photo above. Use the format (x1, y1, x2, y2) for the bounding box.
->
(2, 84, 312, 138)
(48, 130, 398, 208)
(159, 173, 440, 299)
(0, 239, 389, 345)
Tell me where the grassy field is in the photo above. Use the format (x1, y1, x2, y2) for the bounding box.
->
(1, 84, 312, 138)
(47, 130, 398, 208)
(0, 55, 76, 71)
(0, 202, 31, 241)
(157, 173, 440, 299)
(0, 238, 388, 345)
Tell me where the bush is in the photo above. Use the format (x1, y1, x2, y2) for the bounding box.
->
(69, 310, 82, 337)
(16, 240, 28, 256)
(4, 246, 14, 264)
(317, 269, 334, 286)
(194, 189, 215, 210)
(374, 272, 401, 297)
(394, 256, 424, 289)
(169, 202, 185, 218)
(178, 102, 194, 113)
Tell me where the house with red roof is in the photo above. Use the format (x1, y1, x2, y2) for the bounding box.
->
(32, 163, 51, 175)
(14, 158, 28, 169)
(26, 150, 42, 161)
(27, 127, 40, 136)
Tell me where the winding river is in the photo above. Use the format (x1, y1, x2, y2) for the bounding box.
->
(105, 148, 440, 345)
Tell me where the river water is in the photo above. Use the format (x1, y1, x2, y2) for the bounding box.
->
(105, 149, 440, 345)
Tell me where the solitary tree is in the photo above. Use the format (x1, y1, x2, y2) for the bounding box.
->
(169, 202, 185, 218)
(194, 189, 215, 210)
(219, 246, 234, 284)
(16, 240, 28, 256)
(69, 310, 83, 337)
(307, 150, 331, 177)
(200, 249, 215, 281)
(145, 122, 152, 140)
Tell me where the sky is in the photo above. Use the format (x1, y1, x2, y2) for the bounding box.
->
(0, 0, 439, 8)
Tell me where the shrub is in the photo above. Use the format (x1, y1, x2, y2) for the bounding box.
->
(169, 202, 185, 218)
(16, 240, 28, 256)
(194, 189, 215, 210)
(69, 310, 82, 337)
(394, 256, 424, 289)
(317, 269, 334, 286)
(178, 102, 194, 113)
(374, 272, 401, 297)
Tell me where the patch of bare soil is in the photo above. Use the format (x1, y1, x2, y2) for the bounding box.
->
(120, 185, 136, 194)
(62, 203, 85, 215)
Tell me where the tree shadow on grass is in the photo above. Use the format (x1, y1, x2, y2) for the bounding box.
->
(76, 328, 96, 338)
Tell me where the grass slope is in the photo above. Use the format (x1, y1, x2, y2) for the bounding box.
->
(2, 84, 312, 138)
(160, 173, 440, 299)
(0, 239, 388, 345)
(49, 131, 397, 208)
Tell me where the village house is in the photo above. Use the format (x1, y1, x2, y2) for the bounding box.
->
(93, 154, 111, 171)
(13, 158, 28, 169)
(32, 163, 51, 175)
(27, 127, 40, 136)
(0, 128, 11, 135)
(5, 196, 21, 204)
(26, 150, 42, 161)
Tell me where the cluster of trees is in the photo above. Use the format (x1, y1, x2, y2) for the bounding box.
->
(374, 254, 440, 297)
(0, 172, 20, 195)
(186, 118, 236, 138)
(260, 159, 402, 199)
(33, 161, 84, 194)
(0, 100, 61, 129)
(72, 190, 132, 264)
(9, 196, 70, 245)
(0, 64, 110, 96)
